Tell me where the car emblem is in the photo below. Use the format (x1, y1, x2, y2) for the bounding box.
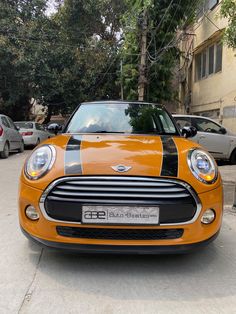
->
(111, 165, 132, 173)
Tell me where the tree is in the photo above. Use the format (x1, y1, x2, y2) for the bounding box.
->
(0, 0, 126, 121)
(120, 0, 199, 103)
(221, 0, 236, 49)
(0, 0, 50, 120)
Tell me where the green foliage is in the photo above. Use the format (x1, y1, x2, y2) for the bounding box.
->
(0, 0, 199, 121)
(221, 0, 236, 49)
(0, 0, 125, 120)
(0, 0, 49, 119)
(120, 0, 199, 102)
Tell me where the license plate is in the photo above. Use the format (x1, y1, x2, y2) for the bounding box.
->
(82, 205, 159, 225)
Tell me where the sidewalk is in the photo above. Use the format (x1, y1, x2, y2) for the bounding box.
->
(219, 165, 236, 206)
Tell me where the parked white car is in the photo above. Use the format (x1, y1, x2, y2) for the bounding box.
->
(173, 114, 236, 164)
(15, 121, 51, 147)
(0, 114, 24, 158)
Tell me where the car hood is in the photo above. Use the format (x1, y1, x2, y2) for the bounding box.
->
(22, 133, 221, 193)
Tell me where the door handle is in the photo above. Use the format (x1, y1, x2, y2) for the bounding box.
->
(199, 135, 205, 139)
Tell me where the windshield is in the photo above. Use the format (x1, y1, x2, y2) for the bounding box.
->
(65, 103, 178, 135)
(15, 122, 34, 129)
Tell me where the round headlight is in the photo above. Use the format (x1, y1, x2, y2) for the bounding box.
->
(188, 149, 217, 184)
(25, 145, 56, 180)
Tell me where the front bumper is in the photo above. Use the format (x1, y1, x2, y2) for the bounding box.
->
(0, 139, 4, 152)
(23, 135, 37, 146)
(21, 226, 220, 254)
(19, 180, 223, 253)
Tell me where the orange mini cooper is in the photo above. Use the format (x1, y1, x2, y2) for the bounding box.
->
(19, 101, 223, 254)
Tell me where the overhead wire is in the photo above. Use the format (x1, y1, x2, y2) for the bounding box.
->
(147, 0, 205, 64)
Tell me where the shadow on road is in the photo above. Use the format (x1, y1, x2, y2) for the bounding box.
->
(26, 222, 236, 302)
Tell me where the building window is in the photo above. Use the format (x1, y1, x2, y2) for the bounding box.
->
(195, 109, 220, 119)
(208, 0, 219, 10)
(215, 42, 223, 72)
(196, 0, 219, 19)
(195, 41, 223, 81)
(223, 106, 236, 118)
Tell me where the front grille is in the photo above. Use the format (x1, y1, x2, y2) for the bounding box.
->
(46, 176, 194, 204)
(56, 226, 184, 240)
(43, 176, 198, 224)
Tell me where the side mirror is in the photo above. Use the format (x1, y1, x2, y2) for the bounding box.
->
(181, 126, 197, 138)
(219, 127, 227, 134)
(47, 123, 63, 135)
(16, 126, 20, 131)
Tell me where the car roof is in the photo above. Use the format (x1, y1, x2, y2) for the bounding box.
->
(82, 100, 163, 107)
(15, 121, 35, 123)
(173, 114, 220, 124)
(173, 114, 211, 119)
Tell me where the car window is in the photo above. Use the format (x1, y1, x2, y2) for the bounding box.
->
(35, 123, 41, 130)
(174, 117, 192, 129)
(1, 117, 11, 128)
(15, 122, 34, 129)
(193, 117, 222, 134)
(7, 117, 18, 130)
(39, 124, 46, 131)
(65, 103, 178, 135)
(35, 123, 46, 131)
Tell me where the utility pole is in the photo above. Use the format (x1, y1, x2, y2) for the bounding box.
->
(120, 59, 124, 100)
(138, 9, 148, 101)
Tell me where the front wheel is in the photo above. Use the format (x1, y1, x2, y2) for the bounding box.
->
(0, 142, 10, 159)
(18, 141, 24, 153)
(230, 149, 236, 165)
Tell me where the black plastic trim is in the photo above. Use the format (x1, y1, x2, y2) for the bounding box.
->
(21, 226, 220, 255)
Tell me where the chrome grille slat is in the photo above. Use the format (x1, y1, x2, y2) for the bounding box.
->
(47, 196, 164, 204)
(51, 190, 190, 198)
(56, 185, 186, 193)
(66, 181, 174, 187)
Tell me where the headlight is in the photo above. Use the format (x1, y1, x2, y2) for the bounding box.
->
(25, 145, 56, 180)
(188, 149, 217, 184)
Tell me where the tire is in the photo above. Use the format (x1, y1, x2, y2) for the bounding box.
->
(35, 138, 40, 147)
(18, 141, 24, 153)
(0, 142, 10, 159)
(230, 149, 236, 165)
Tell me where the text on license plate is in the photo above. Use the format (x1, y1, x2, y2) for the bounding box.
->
(82, 206, 159, 225)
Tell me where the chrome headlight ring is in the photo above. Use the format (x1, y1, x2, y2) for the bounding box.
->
(187, 149, 218, 184)
(24, 145, 56, 180)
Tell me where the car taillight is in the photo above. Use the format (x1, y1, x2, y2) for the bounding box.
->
(0, 125, 3, 137)
(21, 132, 33, 136)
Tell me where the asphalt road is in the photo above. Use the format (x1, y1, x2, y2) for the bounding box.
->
(1, 151, 236, 314)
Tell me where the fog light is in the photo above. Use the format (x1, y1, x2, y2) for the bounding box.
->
(201, 209, 215, 224)
(25, 205, 39, 221)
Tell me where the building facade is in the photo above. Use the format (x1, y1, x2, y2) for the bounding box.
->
(178, 0, 236, 132)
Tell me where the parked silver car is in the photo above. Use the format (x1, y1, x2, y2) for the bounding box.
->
(173, 114, 236, 164)
(15, 121, 51, 147)
(0, 114, 24, 158)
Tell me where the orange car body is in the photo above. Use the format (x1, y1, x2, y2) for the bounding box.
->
(19, 102, 223, 254)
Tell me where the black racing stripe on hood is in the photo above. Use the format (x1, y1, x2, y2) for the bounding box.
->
(160, 136, 178, 177)
(65, 135, 82, 175)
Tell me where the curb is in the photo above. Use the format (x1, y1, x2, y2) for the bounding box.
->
(223, 180, 236, 206)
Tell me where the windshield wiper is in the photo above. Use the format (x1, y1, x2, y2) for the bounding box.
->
(92, 130, 125, 133)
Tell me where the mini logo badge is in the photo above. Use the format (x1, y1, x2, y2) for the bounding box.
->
(111, 165, 132, 173)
